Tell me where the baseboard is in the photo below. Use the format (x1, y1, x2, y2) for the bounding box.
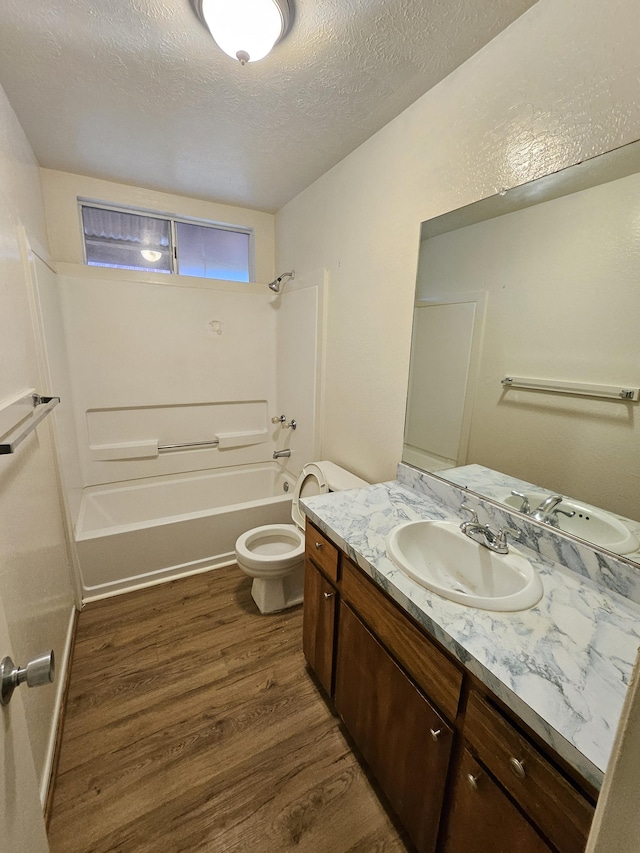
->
(43, 604, 78, 825)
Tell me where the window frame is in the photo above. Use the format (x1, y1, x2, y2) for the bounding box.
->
(78, 199, 256, 282)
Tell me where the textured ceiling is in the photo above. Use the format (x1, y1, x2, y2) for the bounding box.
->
(0, 0, 536, 212)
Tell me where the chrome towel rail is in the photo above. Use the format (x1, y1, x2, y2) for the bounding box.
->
(157, 438, 220, 452)
(501, 376, 639, 402)
(0, 394, 61, 455)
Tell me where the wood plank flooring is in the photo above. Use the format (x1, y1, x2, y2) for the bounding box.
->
(48, 568, 412, 852)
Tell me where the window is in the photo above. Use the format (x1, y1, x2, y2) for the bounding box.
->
(80, 203, 253, 282)
(82, 206, 173, 274)
(175, 221, 251, 281)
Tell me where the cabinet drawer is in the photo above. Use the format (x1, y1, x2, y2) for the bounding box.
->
(465, 692, 594, 853)
(341, 557, 462, 722)
(305, 522, 339, 582)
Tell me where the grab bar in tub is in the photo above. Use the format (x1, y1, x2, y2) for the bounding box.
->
(157, 438, 220, 452)
(0, 393, 61, 455)
(157, 430, 268, 452)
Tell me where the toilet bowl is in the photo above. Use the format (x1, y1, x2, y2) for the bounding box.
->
(235, 461, 368, 614)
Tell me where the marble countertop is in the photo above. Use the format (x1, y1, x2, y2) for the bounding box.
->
(301, 476, 640, 791)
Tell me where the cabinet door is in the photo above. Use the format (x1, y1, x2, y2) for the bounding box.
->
(302, 560, 337, 695)
(442, 749, 553, 853)
(335, 603, 452, 853)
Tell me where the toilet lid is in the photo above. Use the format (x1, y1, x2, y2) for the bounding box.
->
(291, 462, 328, 529)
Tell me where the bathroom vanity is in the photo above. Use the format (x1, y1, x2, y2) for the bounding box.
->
(301, 465, 640, 853)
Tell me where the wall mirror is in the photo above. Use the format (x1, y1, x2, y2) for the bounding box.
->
(403, 138, 640, 562)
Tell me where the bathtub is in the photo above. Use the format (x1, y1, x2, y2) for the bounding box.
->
(75, 463, 294, 600)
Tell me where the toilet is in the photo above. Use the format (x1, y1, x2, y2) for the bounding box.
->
(235, 461, 368, 614)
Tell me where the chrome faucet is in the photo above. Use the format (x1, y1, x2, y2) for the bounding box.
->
(273, 449, 291, 459)
(530, 494, 564, 523)
(511, 490, 575, 527)
(460, 504, 520, 554)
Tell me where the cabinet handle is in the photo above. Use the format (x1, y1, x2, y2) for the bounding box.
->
(467, 773, 480, 791)
(509, 757, 526, 778)
(323, 591, 335, 600)
(315, 542, 323, 549)
(430, 728, 442, 742)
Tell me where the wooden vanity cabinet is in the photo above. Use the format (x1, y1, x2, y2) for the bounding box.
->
(301, 521, 595, 853)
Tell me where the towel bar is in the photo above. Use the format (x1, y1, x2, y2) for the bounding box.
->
(0, 394, 61, 455)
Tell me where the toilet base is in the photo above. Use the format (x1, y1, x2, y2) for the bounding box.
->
(250, 563, 304, 614)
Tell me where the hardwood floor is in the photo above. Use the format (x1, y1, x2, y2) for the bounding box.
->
(48, 567, 412, 852)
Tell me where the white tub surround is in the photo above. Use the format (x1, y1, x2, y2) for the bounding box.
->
(300, 466, 640, 791)
(76, 463, 293, 599)
(56, 268, 323, 504)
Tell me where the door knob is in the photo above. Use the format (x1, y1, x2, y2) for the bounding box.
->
(1, 651, 55, 706)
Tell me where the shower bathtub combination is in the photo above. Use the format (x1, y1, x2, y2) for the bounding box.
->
(74, 462, 294, 600)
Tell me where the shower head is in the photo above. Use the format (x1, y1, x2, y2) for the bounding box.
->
(267, 270, 295, 293)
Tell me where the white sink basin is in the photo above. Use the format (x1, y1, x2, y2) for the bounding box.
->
(386, 520, 543, 612)
(502, 492, 639, 555)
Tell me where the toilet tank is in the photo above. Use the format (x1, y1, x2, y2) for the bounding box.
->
(319, 461, 369, 492)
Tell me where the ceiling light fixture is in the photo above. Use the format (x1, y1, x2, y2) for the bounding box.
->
(192, 0, 292, 65)
(140, 249, 162, 263)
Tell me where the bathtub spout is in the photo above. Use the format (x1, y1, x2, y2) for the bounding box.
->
(273, 449, 291, 459)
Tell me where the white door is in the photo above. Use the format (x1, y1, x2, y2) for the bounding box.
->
(0, 593, 50, 852)
(404, 294, 485, 472)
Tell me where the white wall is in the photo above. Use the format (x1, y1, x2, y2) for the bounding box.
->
(0, 83, 75, 800)
(587, 649, 640, 852)
(275, 0, 640, 486)
(40, 168, 276, 283)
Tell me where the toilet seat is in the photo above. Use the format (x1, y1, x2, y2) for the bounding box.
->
(234, 524, 304, 574)
(291, 462, 327, 529)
